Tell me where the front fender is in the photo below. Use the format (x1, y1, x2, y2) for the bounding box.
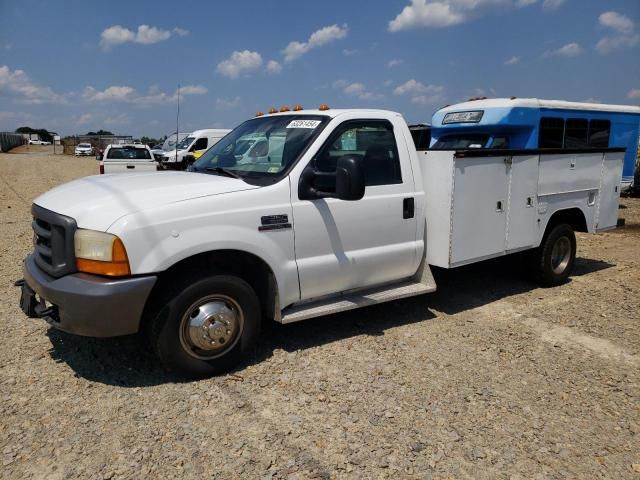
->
(108, 182, 300, 307)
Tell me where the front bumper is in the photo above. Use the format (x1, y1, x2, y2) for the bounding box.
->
(21, 254, 157, 337)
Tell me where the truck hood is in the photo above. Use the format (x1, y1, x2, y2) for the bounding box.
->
(33, 171, 259, 231)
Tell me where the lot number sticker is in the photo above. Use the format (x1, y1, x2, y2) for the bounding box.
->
(286, 120, 321, 129)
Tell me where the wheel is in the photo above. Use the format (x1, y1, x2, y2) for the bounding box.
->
(150, 275, 261, 378)
(529, 223, 576, 286)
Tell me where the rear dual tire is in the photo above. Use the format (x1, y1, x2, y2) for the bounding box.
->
(529, 223, 576, 287)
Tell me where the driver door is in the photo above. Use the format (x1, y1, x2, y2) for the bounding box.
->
(291, 118, 420, 301)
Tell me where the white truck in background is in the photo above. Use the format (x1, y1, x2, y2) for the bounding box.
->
(17, 103, 626, 378)
(97, 144, 158, 174)
(159, 128, 231, 170)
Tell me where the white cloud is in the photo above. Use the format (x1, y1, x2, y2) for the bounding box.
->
(100, 24, 187, 50)
(389, 0, 465, 30)
(76, 113, 93, 125)
(596, 11, 639, 54)
(217, 50, 263, 78)
(393, 79, 443, 96)
(266, 60, 282, 74)
(599, 11, 634, 34)
(388, 0, 560, 31)
(544, 42, 582, 58)
(0, 65, 67, 104)
(628, 89, 640, 100)
(342, 49, 358, 56)
(596, 34, 640, 54)
(387, 59, 404, 68)
(334, 80, 382, 100)
(393, 79, 444, 105)
(172, 27, 189, 36)
(282, 24, 348, 62)
(542, 0, 565, 11)
(178, 85, 207, 95)
(82, 84, 206, 104)
(504, 55, 521, 65)
(215, 96, 241, 109)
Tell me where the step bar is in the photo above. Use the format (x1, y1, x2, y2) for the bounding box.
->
(280, 279, 436, 324)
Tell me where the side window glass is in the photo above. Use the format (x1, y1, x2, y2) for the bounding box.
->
(191, 138, 208, 151)
(588, 120, 610, 148)
(313, 121, 402, 190)
(539, 117, 564, 148)
(564, 118, 588, 148)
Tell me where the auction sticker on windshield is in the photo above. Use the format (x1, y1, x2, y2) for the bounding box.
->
(286, 120, 321, 129)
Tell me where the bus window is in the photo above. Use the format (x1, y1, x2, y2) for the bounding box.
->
(539, 117, 565, 148)
(588, 120, 610, 148)
(432, 134, 489, 149)
(564, 119, 588, 148)
(490, 136, 510, 148)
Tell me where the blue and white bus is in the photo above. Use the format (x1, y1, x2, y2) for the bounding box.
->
(430, 98, 640, 189)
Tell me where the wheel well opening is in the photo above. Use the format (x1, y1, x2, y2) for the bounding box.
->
(546, 208, 588, 234)
(141, 250, 278, 332)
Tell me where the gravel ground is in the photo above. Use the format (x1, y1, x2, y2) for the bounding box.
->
(1, 148, 639, 479)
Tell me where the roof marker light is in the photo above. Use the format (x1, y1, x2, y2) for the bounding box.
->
(318, 104, 330, 111)
(280, 106, 290, 112)
(292, 104, 303, 111)
(268, 107, 278, 114)
(255, 111, 264, 117)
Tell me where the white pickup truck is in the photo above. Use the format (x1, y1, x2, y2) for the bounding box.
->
(97, 144, 158, 174)
(17, 106, 624, 377)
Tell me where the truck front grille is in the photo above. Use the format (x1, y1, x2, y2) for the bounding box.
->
(31, 204, 77, 278)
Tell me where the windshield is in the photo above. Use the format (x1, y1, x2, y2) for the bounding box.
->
(432, 134, 489, 149)
(78, 143, 91, 148)
(175, 136, 195, 150)
(192, 115, 328, 183)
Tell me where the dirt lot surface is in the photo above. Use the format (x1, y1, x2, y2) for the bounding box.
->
(1, 149, 639, 479)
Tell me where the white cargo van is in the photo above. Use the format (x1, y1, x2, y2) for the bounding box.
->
(159, 129, 231, 170)
(17, 101, 633, 377)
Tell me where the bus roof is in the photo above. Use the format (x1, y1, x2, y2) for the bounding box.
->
(438, 98, 640, 115)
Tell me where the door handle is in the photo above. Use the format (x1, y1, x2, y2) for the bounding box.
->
(403, 197, 414, 219)
(127, 165, 135, 169)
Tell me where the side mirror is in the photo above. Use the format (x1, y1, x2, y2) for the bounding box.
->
(299, 155, 365, 201)
(335, 156, 365, 201)
(96, 155, 103, 161)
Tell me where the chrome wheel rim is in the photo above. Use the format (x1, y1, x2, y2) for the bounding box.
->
(179, 295, 244, 360)
(551, 236, 571, 274)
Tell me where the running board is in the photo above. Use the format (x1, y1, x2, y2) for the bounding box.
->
(280, 280, 436, 324)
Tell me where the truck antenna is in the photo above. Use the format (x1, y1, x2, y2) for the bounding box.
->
(175, 83, 180, 165)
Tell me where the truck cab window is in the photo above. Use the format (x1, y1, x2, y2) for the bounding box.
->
(539, 117, 564, 148)
(313, 120, 402, 190)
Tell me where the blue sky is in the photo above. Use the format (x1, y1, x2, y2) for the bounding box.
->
(0, 0, 639, 137)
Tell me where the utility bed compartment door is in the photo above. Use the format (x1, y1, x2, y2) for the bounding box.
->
(506, 155, 539, 250)
(450, 157, 509, 265)
(596, 151, 624, 231)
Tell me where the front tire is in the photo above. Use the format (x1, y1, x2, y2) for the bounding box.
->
(530, 223, 576, 287)
(151, 275, 261, 378)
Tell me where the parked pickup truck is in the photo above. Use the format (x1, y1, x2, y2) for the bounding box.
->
(97, 144, 158, 174)
(17, 105, 625, 377)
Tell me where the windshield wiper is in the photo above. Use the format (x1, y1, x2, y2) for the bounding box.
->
(204, 167, 242, 179)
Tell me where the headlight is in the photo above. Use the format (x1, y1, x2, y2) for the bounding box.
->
(74, 229, 131, 276)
